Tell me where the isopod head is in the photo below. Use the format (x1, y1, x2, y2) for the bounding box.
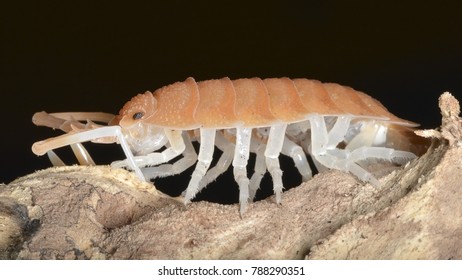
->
(116, 92, 171, 155)
(118, 91, 157, 128)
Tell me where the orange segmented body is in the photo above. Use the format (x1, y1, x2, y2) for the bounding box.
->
(118, 77, 417, 130)
(32, 77, 428, 214)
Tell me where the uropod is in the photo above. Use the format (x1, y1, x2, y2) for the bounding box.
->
(32, 77, 428, 214)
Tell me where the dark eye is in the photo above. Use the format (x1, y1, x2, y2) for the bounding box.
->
(132, 112, 144, 120)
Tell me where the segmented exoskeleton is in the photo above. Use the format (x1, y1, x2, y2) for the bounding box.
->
(32, 77, 428, 214)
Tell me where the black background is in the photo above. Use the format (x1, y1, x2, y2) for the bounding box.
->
(2, 1, 461, 203)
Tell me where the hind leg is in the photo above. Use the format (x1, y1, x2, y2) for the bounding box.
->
(309, 115, 381, 186)
(310, 115, 417, 186)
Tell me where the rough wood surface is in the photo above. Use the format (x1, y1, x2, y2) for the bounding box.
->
(1, 93, 460, 260)
(308, 92, 462, 259)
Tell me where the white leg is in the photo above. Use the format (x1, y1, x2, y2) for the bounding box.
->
(308, 115, 416, 187)
(281, 137, 312, 181)
(311, 155, 328, 173)
(249, 140, 266, 202)
(296, 133, 328, 174)
(141, 133, 197, 179)
(345, 121, 387, 150)
(32, 126, 145, 181)
(309, 115, 329, 154)
(326, 116, 351, 149)
(184, 128, 216, 203)
(297, 116, 345, 175)
(46, 150, 66, 166)
(348, 146, 416, 165)
(70, 143, 96, 165)
(308, 115, 378, 185)
(232, 127, 252, 215)
(264, 123, 288, 204)
(341, 122, 415, 184)
(325, 146, 415, 185)
(296, 132, 325, 173)
(111, 129, 185, 168)
(45, 144, 95, 167)
(286, 121, 310, 138)
(196, 131, 234, 191)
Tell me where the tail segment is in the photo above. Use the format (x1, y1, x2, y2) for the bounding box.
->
(386, 124, 431, 156)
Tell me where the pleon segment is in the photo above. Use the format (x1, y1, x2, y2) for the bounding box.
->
(322, 83, 378, 117)
(352, 90, 418, 126)
(292, 79, 344, 115)
(323, 83, 417, 126)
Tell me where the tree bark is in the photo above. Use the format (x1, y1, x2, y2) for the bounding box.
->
(1, 93, 460, 259)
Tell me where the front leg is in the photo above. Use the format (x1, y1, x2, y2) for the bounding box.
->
(142, 132, 197, 180)
(111, 129, 185, 169)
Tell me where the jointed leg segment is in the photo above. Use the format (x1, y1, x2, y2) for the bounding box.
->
(281, 137, 312, 181)
(308, 115, 416, 187)
(249, 140, 266, 202)
(197, 131, 235, 191)
(33, 110, 418, 215)
(232, 127, 252, 214)
(112, 129, 185, 169)
(142, 132, 197, 179)
(184, 128, 217, 203)
(264, 123, 288, 204)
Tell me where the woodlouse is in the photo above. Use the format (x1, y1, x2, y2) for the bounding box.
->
(32, 77, 428, 214)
